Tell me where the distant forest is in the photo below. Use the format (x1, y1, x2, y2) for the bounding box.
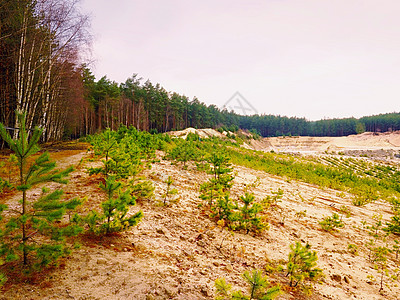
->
(1, 0, 400, 144)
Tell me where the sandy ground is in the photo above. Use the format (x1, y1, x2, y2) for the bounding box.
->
(1, 137, 400, 299)
(261, 131, 400, 154)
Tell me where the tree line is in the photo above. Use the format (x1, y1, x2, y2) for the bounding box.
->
(0, 0, 89, 143)
(1, 0, 400, 144)
(65, 69, 400, 139)
(240, 113, 400, 137)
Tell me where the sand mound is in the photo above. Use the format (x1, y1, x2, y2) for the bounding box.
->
(261, 131, 400, 153)
(168, 128, 226, 140)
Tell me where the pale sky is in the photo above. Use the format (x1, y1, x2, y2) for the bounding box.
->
(80, 0, 400, 120)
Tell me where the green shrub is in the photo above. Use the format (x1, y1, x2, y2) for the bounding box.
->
(0, 112, 82, 268)
(161, 176, 178, 206)
(215, 269, 281, 300)
(385, 213, 400, 236)
(85, 176, 143, 234)
(233, 193, 269, 234)
(319, 213, 344, 232)
(130, 180, 155, 202)
(347, 244, 359, 256)
(166, 139, 199, 167)
(286, 241, 324, 290)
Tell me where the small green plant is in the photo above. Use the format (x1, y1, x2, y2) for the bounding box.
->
(371, 246, 390, 292)
(263, 189, 283, 207)
(199, 150, 234, 208)
(339, 205, 352, 218)
(351, 186, 378, 206)
(385, 212, 400, 236)
(166, 139, 199, 168)
(85, 176, 143, 234)
(392, 240, 399, 260)
(295, 210, 307, 219)
(347, 244, 359, 256)
(233, 193, 269, 234)
(319, 213, 344, 232)
(210, 194, 236, 225)
(207, 151, 234, 189)
(352, 197, 368, 206)
(388, 197, 400, 214)
(0, 178, 13, 193)
(200, 179, 225, 207)
(366, 215, 387, 260)
(286, 241, 324, 291)
(89, 128, 118, 176)
(130, 180, 155, 202)
(0, 112, 82, 269)
(0, 272, 6, 289)
(215, 269, 281, 300)
(161, 176, 178, 205)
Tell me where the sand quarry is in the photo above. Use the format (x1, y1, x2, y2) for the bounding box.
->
(1, 130, 400, 299)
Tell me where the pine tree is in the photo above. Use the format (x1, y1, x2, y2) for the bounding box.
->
(162, 176, 178, 205)
(235, 193, 269, 234)
(166, 139, 198, 168)
(207, 151, 234, 188)
(215, 269, 281, 300)
(199, 150, 234, 208)
(89, 128, 118, 176)
(211, 194, 236, 225)
(386, 213, 400, 235)
(319, 213, 344, 232)
(199, 178, 225, 207)
(286, 241, 323, 289)
(0, 112, 82, 268)
(85, 176, 143, 234)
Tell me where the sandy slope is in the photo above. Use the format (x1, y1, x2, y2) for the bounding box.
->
(1, 142, 399, 299)
(263, 131, 400, 153)
(168, 127, 400, 156)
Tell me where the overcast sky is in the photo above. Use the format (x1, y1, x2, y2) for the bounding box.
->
(80, 0, 400, 120)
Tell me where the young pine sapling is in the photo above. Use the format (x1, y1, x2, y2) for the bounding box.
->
(162, 176, 178, 206)
(215, 269, 281, 300)
(319, 213, 344, 232)
(234, 192, 269, 234)
(0, 112, 82, 269)
(85, 176, 143, 234)
(286, 241, 324, 291)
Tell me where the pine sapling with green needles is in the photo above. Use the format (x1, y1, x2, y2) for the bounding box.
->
(371, 246, 390, 292)
(207, 151, 234, 190)
(210, 194, 236, 226)
(385, 212, 400, 236)
(365, 214, 388, 262)
(85, 176, 143, 234)
(90, 128, 118, 176)
(286, 241, 324, 291)
(167, 139, 198, 168)
(162, 176, 178, 205)
(200, 150, 234, 208)
(319, 213, 344, 232)
(0, 112, 82, 269)
(215, 269, 281, 300)
(130, 180, 155, 202)
(235, 192, 269, 234)
(200, 178, 225, 207)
